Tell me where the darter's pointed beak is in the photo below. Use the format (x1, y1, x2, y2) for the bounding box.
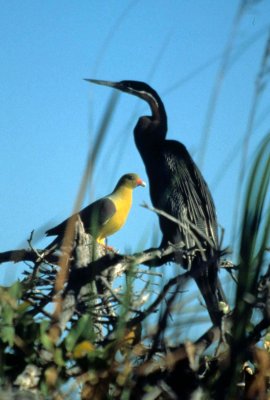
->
(84, 79, 120, 90)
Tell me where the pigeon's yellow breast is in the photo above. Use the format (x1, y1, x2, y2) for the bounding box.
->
(96, 186, 133, 242)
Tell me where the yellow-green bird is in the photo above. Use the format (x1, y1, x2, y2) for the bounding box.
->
(46, 173, 146, 247)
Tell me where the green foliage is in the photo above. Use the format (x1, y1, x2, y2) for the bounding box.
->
(65, 314, 95, 353)
(217, 131, 270, 398)
(234, 131, 270, 338)
(0, 282, 22, 347)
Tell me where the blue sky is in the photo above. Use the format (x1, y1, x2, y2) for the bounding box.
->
(1, 1, 270, 287)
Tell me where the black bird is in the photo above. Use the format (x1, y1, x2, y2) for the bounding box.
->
(86, 79, 225, 325)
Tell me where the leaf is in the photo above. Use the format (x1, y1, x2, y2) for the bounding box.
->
(17, 301, 31, 314)
(40, 320, 54, 351)
(53, 348, 65, 367)
(73, 340, 95, 359)
(1, 326, 15, 346)
(65, 315, 95, 352)
(8, 281, 22, 300)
